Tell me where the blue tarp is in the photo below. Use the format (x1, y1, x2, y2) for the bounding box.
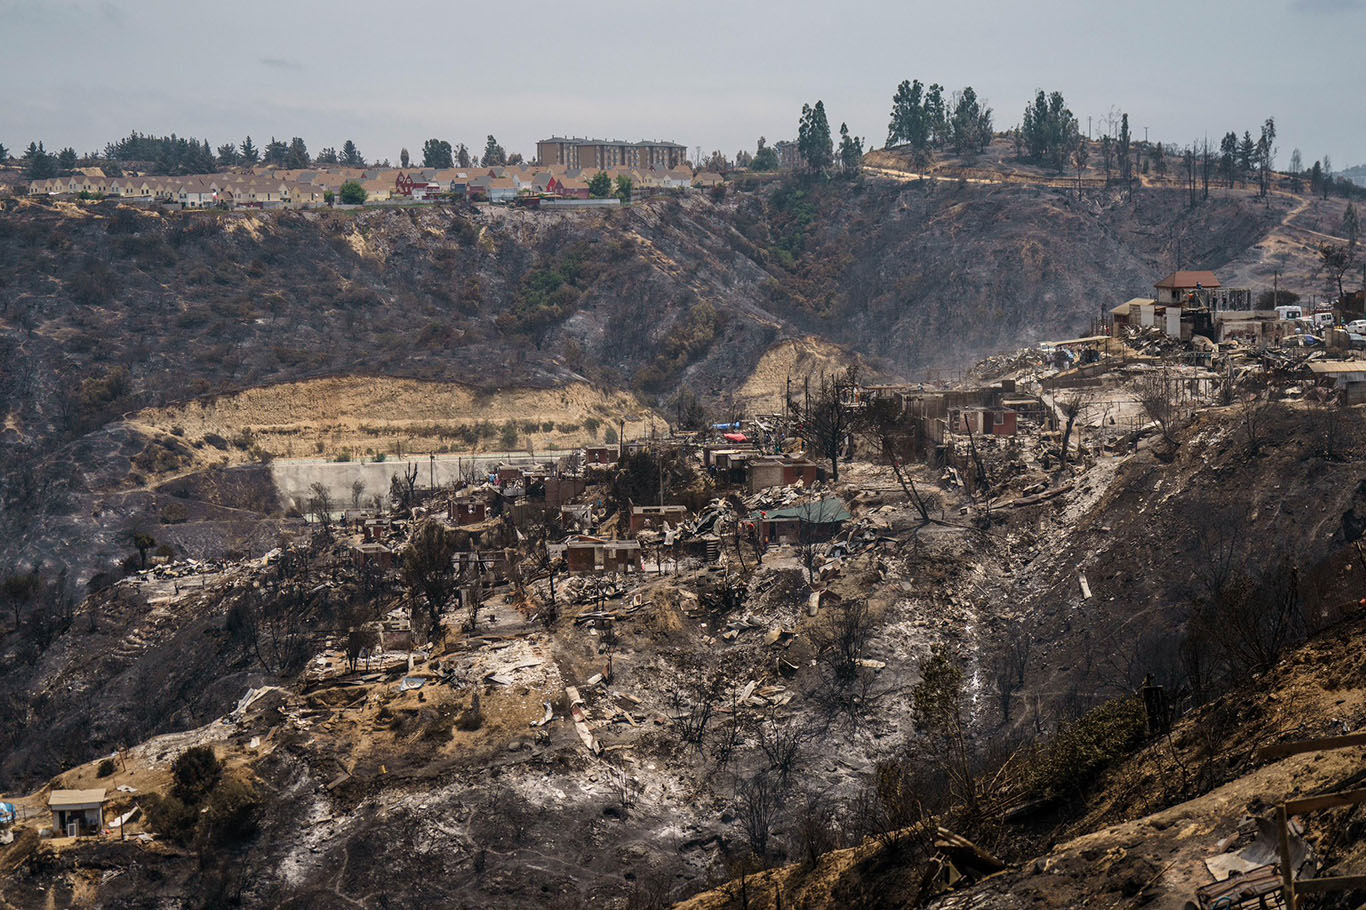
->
(0, 802, 16, 825)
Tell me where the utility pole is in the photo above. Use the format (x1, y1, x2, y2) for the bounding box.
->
(1088, 116, 1092, 140)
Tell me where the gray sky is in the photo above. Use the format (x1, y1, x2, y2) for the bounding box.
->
(2, 0, 1362, 169)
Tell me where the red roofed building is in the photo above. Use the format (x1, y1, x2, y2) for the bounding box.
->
(1154, 270, 1221, 306)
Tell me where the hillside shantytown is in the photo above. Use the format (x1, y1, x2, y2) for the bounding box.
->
(5, 16, 1366, 908)
(24, 136, 710, 209)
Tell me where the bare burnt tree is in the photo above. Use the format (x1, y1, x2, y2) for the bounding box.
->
(855, 397, 936, 521)
(1238, 394, 1272, 456)
(1134, 365, 1181, 448)
(671, 665, 726, 750)
(229, 580, 312, 675)
(991, 622, 1031, 724)
(389, 462, 420, 512)
(796, 517, 820, 583)
(1057, 391, 1088, 470)
(753, 708, 811, 785)
(792, 787, 840, 868)
(734, 770, 783, 863)
(401, 519, 458, 641)
(813, 598, 873, 685)
(700, 572, 748, 627)
(462, 557, 484, 633)
(850, 755, 940, 854)
(307, 482, 334, 534)
(790, 367, 857, 482)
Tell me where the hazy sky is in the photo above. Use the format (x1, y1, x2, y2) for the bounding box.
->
(2, 0, 1362, 169)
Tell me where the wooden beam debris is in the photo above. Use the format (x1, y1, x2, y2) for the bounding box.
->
(1255, 731, 1366, 761)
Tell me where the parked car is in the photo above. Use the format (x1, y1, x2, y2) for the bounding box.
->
(1349, 332, 1366, 350)
(1347, 319, 1366, 334)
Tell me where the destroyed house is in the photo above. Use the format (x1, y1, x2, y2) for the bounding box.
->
(1309, 361, 1366, 405)
(363, 518, 394, 542)
(449, 499, 488, 526)
(751, 497, 851, 544)
(48, 789, 106, 838)
(583, 446, 617, 465)
(561, 536, 642, 573)
(746, 456, 820, 492)
(528, 474, 588, 506)
(351, 541, 395, 570)
(630, 504, 689, 533)
(953, 406, 1017, 436)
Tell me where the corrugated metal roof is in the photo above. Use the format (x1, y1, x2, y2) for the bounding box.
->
(1308, 361, 1366, 374)
(48, 788, 106, 807)
(752, 497, 851, 524)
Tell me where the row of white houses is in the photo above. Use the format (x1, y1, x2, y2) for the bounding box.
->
(27, 173, 330, 209)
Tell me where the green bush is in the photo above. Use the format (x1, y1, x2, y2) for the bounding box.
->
(339, 181, 367, 205)
(203, 774, 261, 844)
(171, 746, 221, 803)
(97, 758, 117, 778)
(144, 793, 197, 844)
(499, 420, 519, 449)
(1025, 695, 1147, 802)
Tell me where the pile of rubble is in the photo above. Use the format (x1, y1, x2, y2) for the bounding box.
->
(969, 347, 1051, 382)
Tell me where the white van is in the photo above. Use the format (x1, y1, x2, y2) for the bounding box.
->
(1275, 305, 1304, 321)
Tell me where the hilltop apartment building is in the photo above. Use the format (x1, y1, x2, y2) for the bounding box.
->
(536, 137, 687, 171)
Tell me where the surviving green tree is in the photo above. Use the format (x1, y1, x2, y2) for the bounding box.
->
(1021, 90, 1077, 171)
(837, 123, 863, 176)
(339, 181, 367, 205)
(263, 137, 289, 167)
(23, 142, 57, 179)
(886, 79, 928, 154)
(949, 87, 992, 155)
(239, 136, 259, 164)
(422, 138, 453, 168)
(481, 135, 506, 167)
(286, 137, 310, 169)
(751, 136, 778, 171)
(797, 100, 833, 172)
(588, 170, 613, 197)
(340, 139, 365, 167)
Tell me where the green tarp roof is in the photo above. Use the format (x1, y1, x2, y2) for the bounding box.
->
(751, 497, 851, 524)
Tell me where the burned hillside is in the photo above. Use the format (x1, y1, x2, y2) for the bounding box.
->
(5, 316, 1366, 909)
